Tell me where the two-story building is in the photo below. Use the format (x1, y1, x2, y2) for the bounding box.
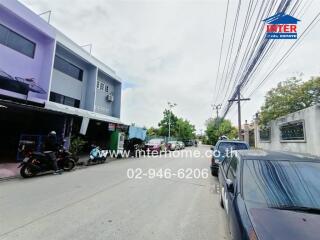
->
(0, 0, 124, 162)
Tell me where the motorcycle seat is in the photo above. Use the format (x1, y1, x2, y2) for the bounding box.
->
(33, 152, 46, 157)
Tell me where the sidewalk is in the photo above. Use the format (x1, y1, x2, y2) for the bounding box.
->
(0, 155, 125, 180)
(0, 163, 20, 179)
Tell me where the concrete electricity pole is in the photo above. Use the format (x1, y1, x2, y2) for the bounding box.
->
(228, 85, 250, 140)
(167, 102, 177, 140)
(211, 104, 222, 119)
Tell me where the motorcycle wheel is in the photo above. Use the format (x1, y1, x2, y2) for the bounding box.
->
(63, 159, 75, 171)
(20, 165, 36, 178)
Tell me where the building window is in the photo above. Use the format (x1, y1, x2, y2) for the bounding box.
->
(99, 82, 105, 91)
(280, 121, 305, 141)
(0, 24, 36, 58)
(96, 80, 110, 93)
(50, 92, 80, 108)
(259, 127, 271, 142)
(54, 55, 83, 81)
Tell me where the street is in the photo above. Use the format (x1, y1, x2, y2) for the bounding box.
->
(0, 146, 228, 240)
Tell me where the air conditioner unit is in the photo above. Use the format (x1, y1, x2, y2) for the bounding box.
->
(106, 94, 114, 102)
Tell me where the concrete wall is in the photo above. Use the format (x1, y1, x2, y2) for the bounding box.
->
(0, 2, 55, 102)
(51, 44, 98, 111)
(256, 105, 320, 156)
(0, 0, 122, 121)
(95, 70, 121, 118)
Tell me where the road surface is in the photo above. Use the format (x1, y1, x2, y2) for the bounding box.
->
(0, 145, 229, 240)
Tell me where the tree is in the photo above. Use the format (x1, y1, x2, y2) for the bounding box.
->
(259, 77, 320, 125)
(175, 118, 196, 140)
(148, 109, 196, 140)
(157, 109, 179, 137)
(205, 118, 237, 145)
(147, 127, 159, 137)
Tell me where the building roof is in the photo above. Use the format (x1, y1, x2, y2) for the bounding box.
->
(263, 13, 300, 24)
(237, 149, 320, 161)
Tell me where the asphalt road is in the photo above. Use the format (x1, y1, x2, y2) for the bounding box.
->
(0, 145, 229, 240)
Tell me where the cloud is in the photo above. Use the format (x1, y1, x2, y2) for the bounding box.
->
(20, 0, 320, 131)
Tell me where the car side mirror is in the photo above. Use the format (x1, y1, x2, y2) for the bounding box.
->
(226, 179, 234, 193)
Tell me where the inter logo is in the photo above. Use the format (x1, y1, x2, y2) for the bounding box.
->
(263, 13, 300, 39)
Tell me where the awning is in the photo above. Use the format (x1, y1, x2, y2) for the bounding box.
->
(44, 101, 123, 125)
(128, 126, 147, 141)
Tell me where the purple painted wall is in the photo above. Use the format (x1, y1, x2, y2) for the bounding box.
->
(0, 1, 56, 103)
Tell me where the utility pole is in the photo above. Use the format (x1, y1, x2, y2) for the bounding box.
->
(229, 85, 250, 140)
(211, 104, 222, 119)
(167, 102, 177, 140)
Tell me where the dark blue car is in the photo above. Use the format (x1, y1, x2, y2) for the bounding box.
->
(211, 140, 249, 176)
(218, 150, 320, 240)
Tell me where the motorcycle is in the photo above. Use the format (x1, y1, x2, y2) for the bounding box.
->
(87, 145, 106, 165)
(18, 146, 76, 178)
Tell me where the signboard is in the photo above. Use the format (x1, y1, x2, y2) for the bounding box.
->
(108, 123, 116, 131)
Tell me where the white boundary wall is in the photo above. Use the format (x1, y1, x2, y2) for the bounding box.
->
(256, 104, 320, 156)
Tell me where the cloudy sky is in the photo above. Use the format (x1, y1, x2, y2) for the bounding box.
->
(20, 0, 320, 132)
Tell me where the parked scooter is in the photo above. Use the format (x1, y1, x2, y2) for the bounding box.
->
(87, 145, 106, 165)
(19, 145, 76, 178)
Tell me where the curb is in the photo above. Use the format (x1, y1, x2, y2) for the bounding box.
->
(0, 156, 129, 182)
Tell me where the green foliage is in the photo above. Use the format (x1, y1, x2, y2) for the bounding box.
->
(69, 136, 87, 155)
(147, 109, 196, 140)
(175, 118, 196, 140)
(157, 109, 179, 136)
(147, 127, 159, 136)
(205, 117, 237, 145)
(260, 77, 320, 125)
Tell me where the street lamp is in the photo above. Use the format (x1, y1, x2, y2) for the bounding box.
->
(167, 102, 177, 140)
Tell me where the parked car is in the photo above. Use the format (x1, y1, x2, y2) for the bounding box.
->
(210, 140, 249, 176)
(145, 138, 167, 154)
(177, 141, 185, 149)
(183, 140, 194, 147)
(168, 141, 179, 151)
(219, 150, 320, 240)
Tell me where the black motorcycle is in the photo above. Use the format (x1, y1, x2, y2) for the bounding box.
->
(19, 146, 76, 178)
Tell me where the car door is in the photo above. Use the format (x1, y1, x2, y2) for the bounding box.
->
(224, 155, 241, 239)
(219, 156, 232, 205)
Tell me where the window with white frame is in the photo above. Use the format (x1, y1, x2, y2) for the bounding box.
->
(99, 82, 105, 91)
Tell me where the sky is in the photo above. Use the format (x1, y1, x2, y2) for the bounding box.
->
(20, 0, 320, 132)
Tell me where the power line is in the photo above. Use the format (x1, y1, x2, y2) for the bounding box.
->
(247, 8, 320, 98)
(211, 0, 230, 104)
(214, 0, 242, 104)
(221, 0, 295, 119)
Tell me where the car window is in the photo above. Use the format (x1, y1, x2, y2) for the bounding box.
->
(218, 142, 248, 153)
(148, 139, 161, 144)
(227, 155, 238, 182)
(243, 159, 320, 209)
(222, 156, 232, 173)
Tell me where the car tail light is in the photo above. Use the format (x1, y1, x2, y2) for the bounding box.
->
(248, 228, 258, 240)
